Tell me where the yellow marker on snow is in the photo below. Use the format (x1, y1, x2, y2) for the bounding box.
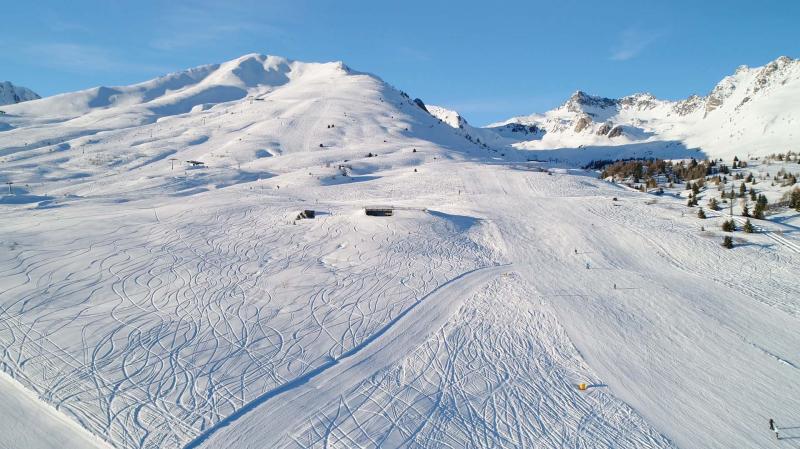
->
(578, 383, 588, 391)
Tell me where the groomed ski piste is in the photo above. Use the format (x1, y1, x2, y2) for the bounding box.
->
(1, 54, 799, 449)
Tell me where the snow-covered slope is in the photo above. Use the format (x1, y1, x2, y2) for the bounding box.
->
(0, 81, 40, 106)
(0, 53, 491, 199)
(1, 53, 799, 449)
(4, 54, 340, 122)
(0, 372, 109, 449)
(427, 103, 541, 149)
(478, 56, 800, 160)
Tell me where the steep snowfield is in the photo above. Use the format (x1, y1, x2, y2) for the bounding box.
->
(470, 56, 800, 162)
(1, 54, 799, 449)
(0, 81, 40, 106)
(0, 372, 109, 449)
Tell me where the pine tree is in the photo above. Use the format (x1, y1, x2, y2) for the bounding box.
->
(791, 187, 800, 211)
(723, 236, 734, 248)
(742, 203, 750, 217)
(697, 208, 706, 219)
(749, 189, 757, 201)
(743, 219, 754, 233)
(722, 219, 735, 232)
(754, 194, 768, 219)
(708, 197, 719, 210)
(739, 182, 746, 197)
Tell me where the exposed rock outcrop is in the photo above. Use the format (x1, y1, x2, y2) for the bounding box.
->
(574, 115, 592, 132)
(413, 98, 429, 113)
(607, 125, 624, 138)
(596, 122, 612, 135)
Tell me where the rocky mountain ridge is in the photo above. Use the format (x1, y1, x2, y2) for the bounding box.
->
(0, 81, 40, 106)
(475, 55, 800, 158)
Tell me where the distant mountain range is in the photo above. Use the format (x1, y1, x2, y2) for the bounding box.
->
(2, 54, 798, 165)
(0, 81, 39, 106)
(428, 56, 800, 160)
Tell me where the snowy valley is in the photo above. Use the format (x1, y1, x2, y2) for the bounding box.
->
(1, 53, 799, 449)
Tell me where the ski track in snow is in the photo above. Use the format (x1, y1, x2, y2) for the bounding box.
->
(731, 215, 800, 254)
(2, 161, 799, 449)
(189, 264, 511, 449)
(281, 275, 676, 449)
(1, 53, 799, 449)
(0, 194, 489, 449)
(460, 166, 800, 449)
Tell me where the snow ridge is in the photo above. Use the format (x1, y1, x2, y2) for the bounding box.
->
(475, 55, 800, 159)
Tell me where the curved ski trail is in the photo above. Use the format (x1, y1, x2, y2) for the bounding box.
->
(188, 264, 510, 449)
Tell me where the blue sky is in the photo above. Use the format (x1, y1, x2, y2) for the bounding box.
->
(4, 0, 798, 124)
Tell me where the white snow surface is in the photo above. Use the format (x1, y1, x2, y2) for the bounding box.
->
(0, 372, 110, 449)
(1, 53, 799, 449)
(426, 105, 467, 129)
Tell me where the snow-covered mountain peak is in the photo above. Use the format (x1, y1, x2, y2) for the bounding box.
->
(0, 52, 493, 198)
(553, 91, 668, 126)
(0, 53, 378, 127)
(426, 104, 542, 149)
(479, 55, 800, 160)
(618, 92, 663, 111)
(0, 81, 40, 106)
(427, 104, 469, 129)
(752, 55, 797, 93)
(705, 55, 799, 115)
(562, 90, 617, 114)
(672, 94, 704, 116)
